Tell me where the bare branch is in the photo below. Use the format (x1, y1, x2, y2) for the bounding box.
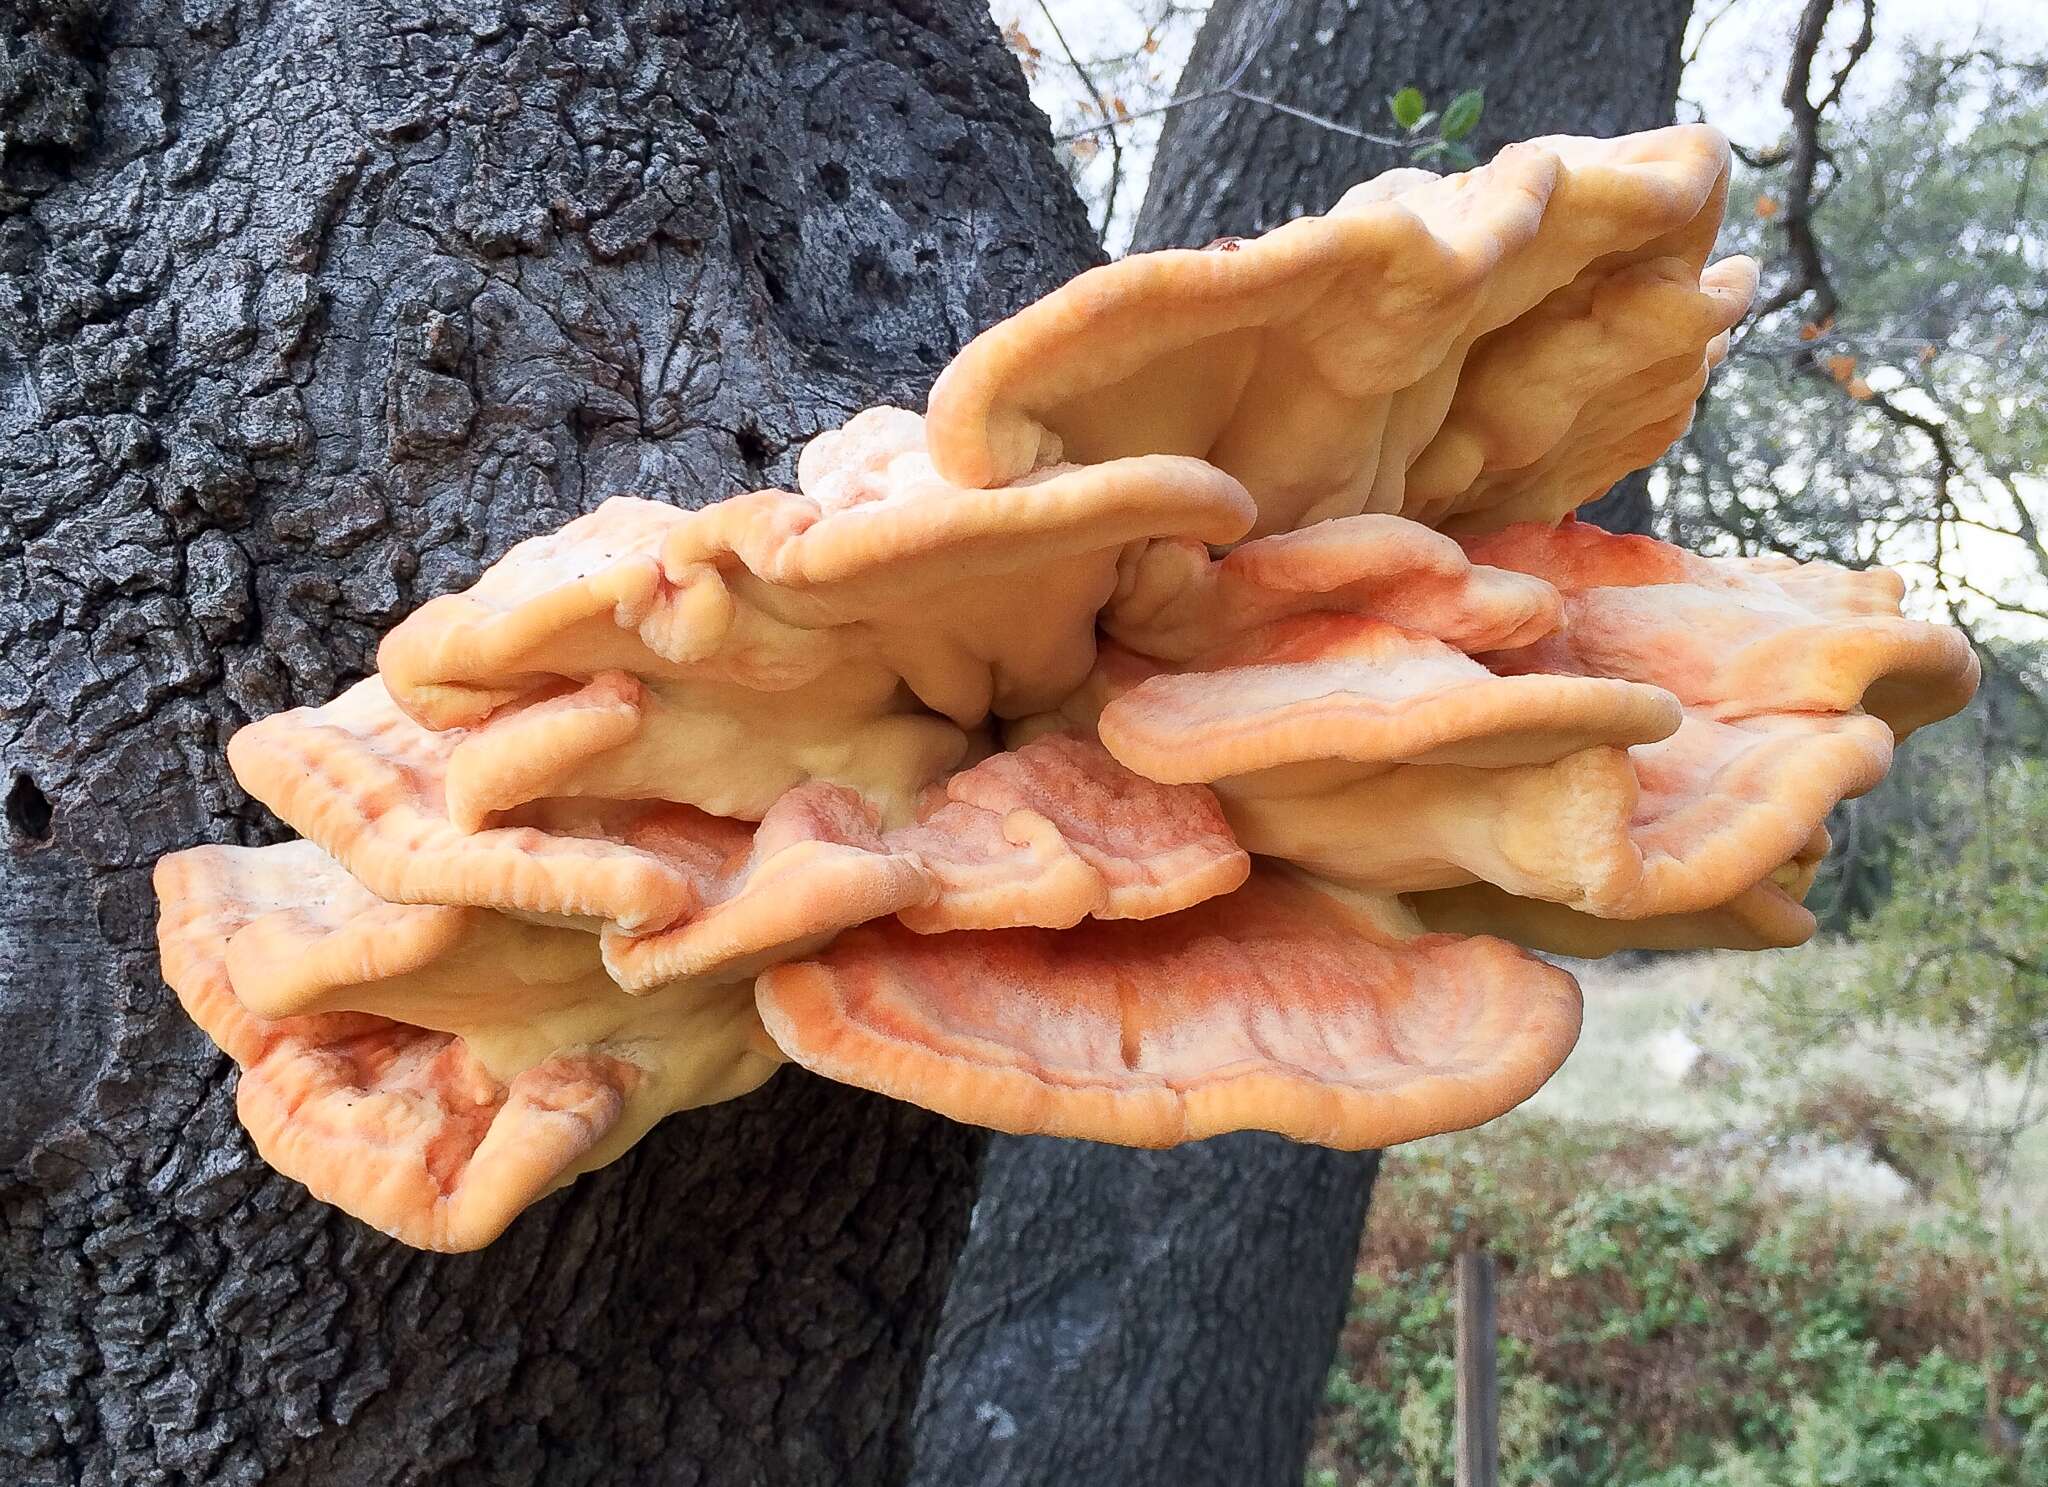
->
(1813, 0, 1877, 115)
(1051, 1, 1420, 158)
(1035, 0, 1125, 237)
(1054, 0, 1287, 142)
(1214, 86, 1407, 147)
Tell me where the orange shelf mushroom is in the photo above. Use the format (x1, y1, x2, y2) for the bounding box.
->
(1076, 516, 1933, 952)
(379, 409, 1253, 743)
(925, 124, 1743, 537)
(1459, 519, 1980, 734)
(154, 124, 1978, 1250)
(756, 866, 1582, 1149)
(228, 678, 1247, 985)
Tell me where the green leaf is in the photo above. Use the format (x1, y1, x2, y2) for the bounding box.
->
(1441, 87, 1484, 141)
(1389, 86, 1426, 130)
(1411, 139, 1448, 163)
(1443, 142, 1478, 171)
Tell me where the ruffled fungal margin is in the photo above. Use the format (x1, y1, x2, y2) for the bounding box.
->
(378, 408, 1254, 740)
(154, 841, 780, 1251)
(151, 123, 1979, 1250)
(1102, 514, 1562, 660)
(925, 124, 1746, 537)
(225, 682, 1246, 979)
(1461, 519, 1981, 735)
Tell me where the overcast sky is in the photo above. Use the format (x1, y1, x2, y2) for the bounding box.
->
(1685, 0, 2048, 140)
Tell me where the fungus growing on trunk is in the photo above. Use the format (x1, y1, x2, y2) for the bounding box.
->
(155, 126, 1978, 1249)
(923, 125, 1743, 536)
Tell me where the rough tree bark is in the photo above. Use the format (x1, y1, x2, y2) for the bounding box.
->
(912, 4, 1693, 1484)
(912, 1132, 1378, 1486)
(0, 3, 1100, 1483)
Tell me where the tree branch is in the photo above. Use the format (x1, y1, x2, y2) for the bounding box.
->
(1036, 0, 1126, 237)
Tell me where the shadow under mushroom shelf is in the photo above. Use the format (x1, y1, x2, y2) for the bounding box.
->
(154, 123, 1979, 1251)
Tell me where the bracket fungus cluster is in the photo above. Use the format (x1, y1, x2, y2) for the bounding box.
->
(156, 125, 1978, 1250)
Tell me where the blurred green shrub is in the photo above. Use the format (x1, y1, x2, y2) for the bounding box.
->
(1307, 1120, 2048, 1487)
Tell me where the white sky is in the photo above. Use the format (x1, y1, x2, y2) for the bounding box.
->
(1683, 0, 2048, 145)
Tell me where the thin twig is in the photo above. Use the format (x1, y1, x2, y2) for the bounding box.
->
(1221, 86, 1406, 147)
(1054, 1, 1286, 142)
(1036, 0, 1125, 237)
(1049, 0, 1425, 194)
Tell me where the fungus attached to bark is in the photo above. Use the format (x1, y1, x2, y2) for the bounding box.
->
(155, 841, 779, 1251)
(151, 124, 1979, 1250)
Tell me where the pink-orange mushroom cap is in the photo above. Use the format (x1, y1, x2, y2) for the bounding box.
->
(149, 123, 1979, 1250)
(1096, 615, 1682, 784)
(1462, 520, 1980, 737)
(154, 841, 778, 1251)
(1103, 514, 1562, 661)
(1077, 523, 1931, 953)
(226, 681, 1247, 987)
(757, 866, 1582, 1148)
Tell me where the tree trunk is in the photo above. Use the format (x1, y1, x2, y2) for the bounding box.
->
(911, 1136, 1377, 1485)
(0, 3, 1099, 1483)
(914, 4, 1692, 1484)
(1131, 0, 1692, 246)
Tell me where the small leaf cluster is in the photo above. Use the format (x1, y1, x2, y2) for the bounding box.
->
(1388, 85, 1485, 171)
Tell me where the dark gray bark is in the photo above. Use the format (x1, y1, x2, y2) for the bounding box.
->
(914, 4, 1693, 1484)
(1131, 0, 1693, 247)
(0, 2, 1099, 1483)
(911, 1136, 1376, 1486)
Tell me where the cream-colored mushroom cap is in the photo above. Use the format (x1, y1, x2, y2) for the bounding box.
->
(381, 412, 1253, 738)
(926, 125, 1736, 536)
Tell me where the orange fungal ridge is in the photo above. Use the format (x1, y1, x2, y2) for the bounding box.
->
(151, 125, 1976, 1249)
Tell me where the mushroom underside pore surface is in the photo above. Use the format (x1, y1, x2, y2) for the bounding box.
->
(152, 126, 1978, 1249)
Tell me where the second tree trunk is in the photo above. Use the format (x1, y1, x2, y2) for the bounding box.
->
(915, 3, 1695, 1483)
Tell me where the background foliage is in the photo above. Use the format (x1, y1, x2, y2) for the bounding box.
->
(1307, 1121, 2048, 1486)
